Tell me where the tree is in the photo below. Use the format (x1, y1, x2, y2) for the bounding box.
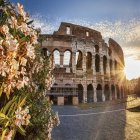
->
(0, 1, 59, 140)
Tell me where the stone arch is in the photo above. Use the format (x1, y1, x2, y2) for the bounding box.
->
(116, 85, 120, 99)
(95, 45, 99, 53)
(111, 85, 115, 100)
(86, 52, 92, 70)
(87, 84, 94, 103)
(103, 55, 107, 74)
(104, 84, 110, 101)
(41, 48, 49, 57)
(96, 84, 102, 102)
(77, 84, 83, 103)
(76, 50, 83, 69)
(53, 49, 60, 65)
(63, 50, 72, 67)
(95, 54, 100, 72)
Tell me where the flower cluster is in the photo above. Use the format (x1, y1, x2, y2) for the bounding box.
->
(0, 3, 38, 95)
(15, 106, 31, 127)
(4, 130, 13, 140)
(46, 112, 60, 140)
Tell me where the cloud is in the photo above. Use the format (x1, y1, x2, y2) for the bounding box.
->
(31, 14, 140, 59)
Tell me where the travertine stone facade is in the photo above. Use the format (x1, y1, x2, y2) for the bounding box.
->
(39, 22, 126, 105)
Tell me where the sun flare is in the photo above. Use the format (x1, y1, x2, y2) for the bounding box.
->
(124, 58, 140, 80)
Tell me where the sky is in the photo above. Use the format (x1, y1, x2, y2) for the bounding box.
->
(11, 0, 140, 79)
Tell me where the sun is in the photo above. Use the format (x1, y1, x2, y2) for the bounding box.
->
(124, 58, 140, 80)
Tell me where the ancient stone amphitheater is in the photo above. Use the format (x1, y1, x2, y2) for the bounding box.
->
(39, 22, 126, 105)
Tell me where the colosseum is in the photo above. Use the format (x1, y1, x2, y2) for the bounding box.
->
(39, 22, 126, 105)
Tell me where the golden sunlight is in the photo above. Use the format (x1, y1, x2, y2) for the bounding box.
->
(124, 58, 140, 80)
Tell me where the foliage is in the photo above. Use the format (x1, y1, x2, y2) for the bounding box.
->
(0, 1, 59, 140)
(0, 0, 37, 98)
(0, 94, 30, 140)
(24, 47, 59, 140)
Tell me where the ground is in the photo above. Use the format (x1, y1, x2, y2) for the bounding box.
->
(52, 100, 140, 140)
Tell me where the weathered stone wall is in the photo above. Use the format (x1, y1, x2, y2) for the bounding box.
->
(39, 22, 126, 105)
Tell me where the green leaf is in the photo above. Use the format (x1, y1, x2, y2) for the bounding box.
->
(18, 96, 27, 107)
(27, 20, 34, 25)
(17, 126, 26, 136)
(1, 96, 17, 114)
(0, 112, 7, 119)
(1, 128, 7, 140)
(0, 87, 2, 97)
(5, 121, 9, 127)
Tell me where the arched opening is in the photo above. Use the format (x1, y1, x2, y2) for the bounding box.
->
(63, 50, 72, 67)
(86, 52, 92, 70)
(87, 84, 94, 103)
(53, 49, 60, 66)
(97, 84, 102, 102)
(95, 45, 99, 53)
(116, 85, 120, 99)
(110, 59, 112, 74)
(78, 84, 83, 103)
(76, 50, 83, 69)
(50, 95, 57, 105)
(95, 54, 100, 72)
(104, 84, 110, 101)
(41, 48, 49, 57)
(103, 56, 107, 74)
(111, 85, 115, 100)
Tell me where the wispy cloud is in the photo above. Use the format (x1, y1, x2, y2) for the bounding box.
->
(31, 14, 140, 59)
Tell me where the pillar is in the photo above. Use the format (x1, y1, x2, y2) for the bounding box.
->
(72, 96, 78, 105)
(60, 52, 64, 67)
(100, 56, 104, 75)
(112, 60, 115, 76)
(102, 88, 105, 101)
(72, 52, 76, 73)
(92, 54, 96, 76)
(94, 85, 97, 102)
(83, 51, 86, 73)
(109, 85, 112, 100)
(83, 85, 87, 103)
(114, 86, 117, 100)
(106, 58, 110, 77)
(57, 96, 64, 105)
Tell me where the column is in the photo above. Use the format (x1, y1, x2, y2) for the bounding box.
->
(72, 52, 76, 73)
(114, 86, 117, 99)
(112, 60, 115, 76)
(57, 96, 64, 105)
(102, 86, 105, 101)
(60, 52, 64, 67)
(93, 85, 97, 102)
(92, 54, 96, 76)
(83, 51, 86, 73)
(83, 85, 87, 103)
(109, 84, 112, 100)
(106, 58, 110, 77)
(72, 96, 78, 105)
(100, 56, 104, 75)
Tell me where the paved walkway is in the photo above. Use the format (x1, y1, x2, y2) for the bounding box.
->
(52, 103, 127, 140)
